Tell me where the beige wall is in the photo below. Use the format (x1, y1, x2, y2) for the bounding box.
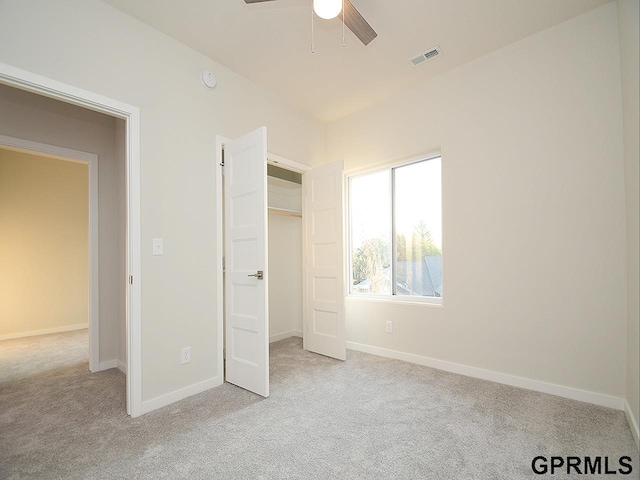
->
(617, 0, 640, 444)
(0, 0, 325, 402)
(0, 84, 126, 366)
(0, 149, 88, 337)
(328, 4, 627, 398)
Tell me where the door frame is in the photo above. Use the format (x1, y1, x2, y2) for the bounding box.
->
(267, 152, 311, 175)
(0, 135, 100, 371)
(215, 135, 310, 384)
(0, 62, 143, 417)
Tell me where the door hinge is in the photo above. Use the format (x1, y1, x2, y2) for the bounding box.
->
(129, 275, 134, 285)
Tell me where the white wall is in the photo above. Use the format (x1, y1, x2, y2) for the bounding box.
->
(268, 215, 303, 339)
(0, 0, 325, 404)
(617, 0, 640, 445)
(0, 149, 88, 338)
(115, 113, 127, 371)
(0, 85, 125, 365)
(328, 4, 627, 400)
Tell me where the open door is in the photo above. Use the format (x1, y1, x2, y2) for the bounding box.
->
(224, 126, 269, 397)
(303, 160, 346, 361)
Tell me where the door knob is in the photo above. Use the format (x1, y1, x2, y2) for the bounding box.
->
(248, 270, 264, 280)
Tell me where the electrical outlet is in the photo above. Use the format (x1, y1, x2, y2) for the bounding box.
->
(386, 321, 393, 333)
(181, 346, 191, 364)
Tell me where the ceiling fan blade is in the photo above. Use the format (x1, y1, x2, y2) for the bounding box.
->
(244, 0, 277, 3)
(342, 0, 377, 46)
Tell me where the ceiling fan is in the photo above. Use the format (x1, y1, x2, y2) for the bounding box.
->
(244, 0, 377, 46)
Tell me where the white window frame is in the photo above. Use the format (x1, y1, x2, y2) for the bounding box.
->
(346, 152, 443, 307)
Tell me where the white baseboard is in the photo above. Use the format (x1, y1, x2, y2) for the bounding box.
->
(269, 330, 303, 343)
(117, 360, 127, 374)
(0, 323, 88, 341)
(97, 359, 127, 374)
(346, 341, 625, 411)
(624, 400, 640, 451)
(140, 376, 223, 416)
(98, 359, 118, 371)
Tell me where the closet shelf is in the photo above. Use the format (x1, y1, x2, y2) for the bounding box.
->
(268, 207, 302, 218)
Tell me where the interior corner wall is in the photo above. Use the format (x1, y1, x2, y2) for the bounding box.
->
(617, 0, 640, 442)
(327, 3, 627, 399)
(0, 84, 125, 365)
(0, 149, 88, 337)
(0, 0, 325, 404)
(268, 215, 303, 339)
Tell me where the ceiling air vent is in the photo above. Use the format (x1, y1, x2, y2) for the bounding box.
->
(409, 46, 442, 66)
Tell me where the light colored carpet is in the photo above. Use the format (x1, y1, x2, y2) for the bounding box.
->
(0, 330, 637, 479)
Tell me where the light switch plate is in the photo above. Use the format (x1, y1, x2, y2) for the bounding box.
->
(152, 238, 164, 255)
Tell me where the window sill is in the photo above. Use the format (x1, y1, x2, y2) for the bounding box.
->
(346, 294, 443, 307)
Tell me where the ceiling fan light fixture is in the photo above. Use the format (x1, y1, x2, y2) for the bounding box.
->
(313, 0, 342, 20)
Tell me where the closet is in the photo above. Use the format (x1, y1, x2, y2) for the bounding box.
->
(221, 130, 345, 397)
(267, 164, 303, 342)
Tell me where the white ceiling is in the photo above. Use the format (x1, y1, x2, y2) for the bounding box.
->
(102, 0, 611, 122)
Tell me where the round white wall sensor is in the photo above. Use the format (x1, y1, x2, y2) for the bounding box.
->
(201, 71, 217, 89)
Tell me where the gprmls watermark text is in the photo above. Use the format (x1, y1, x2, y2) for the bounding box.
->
(532, 456, 634, 475)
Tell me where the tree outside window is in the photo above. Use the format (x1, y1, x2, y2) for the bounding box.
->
(350, 156, 442, 299)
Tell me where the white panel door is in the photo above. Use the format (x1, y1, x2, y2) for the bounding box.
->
(303, 160, 346, 361)
(224, 126, 269, 397)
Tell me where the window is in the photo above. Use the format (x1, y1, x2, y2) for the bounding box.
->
(349, 155, 442, 301)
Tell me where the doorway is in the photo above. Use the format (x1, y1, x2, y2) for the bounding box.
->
(216, 129, 346, 398)
(0, 135, 99, 370)
(0, 62, 142, 416)
(267, 162, 304, 343)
